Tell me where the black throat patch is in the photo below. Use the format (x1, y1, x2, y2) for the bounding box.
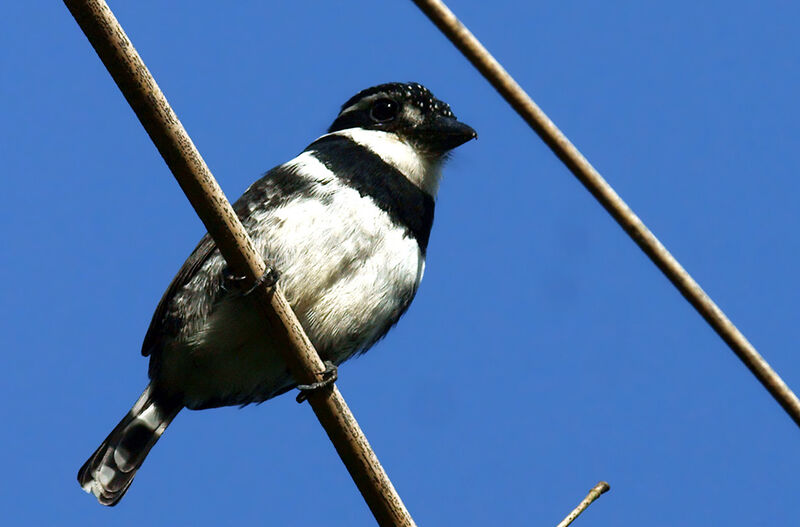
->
(306, 134, 435, 253)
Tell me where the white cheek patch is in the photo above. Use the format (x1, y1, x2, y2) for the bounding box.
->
(329, 128, 442, 196)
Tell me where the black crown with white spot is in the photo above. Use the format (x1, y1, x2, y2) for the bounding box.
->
(338, 82, 455, 118)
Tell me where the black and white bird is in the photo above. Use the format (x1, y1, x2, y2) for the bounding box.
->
(78, 82, 476, 505)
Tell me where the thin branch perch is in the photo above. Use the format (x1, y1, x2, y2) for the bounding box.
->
(411, 0, 800, 428)
(556, 482, 610, 527)
(62, 1, 415, 525)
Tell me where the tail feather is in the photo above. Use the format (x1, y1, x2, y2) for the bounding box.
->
(78, 385, 180, 506)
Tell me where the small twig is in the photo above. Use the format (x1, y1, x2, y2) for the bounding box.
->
(411, 0, 800, 428)
(555, 482, 610, 527)
(63, 1, 415, 525)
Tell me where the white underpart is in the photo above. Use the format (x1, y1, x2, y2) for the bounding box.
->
(330, 128, 442, 196)
(161, 151, 425, 407)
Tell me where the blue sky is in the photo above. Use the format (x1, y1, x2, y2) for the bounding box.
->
(2, 1, 799, 525)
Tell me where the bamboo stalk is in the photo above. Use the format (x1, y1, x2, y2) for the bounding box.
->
(62, 1, 416, 524)
(411, 0, 800, 428)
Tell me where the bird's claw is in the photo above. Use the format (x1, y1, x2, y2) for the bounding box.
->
(296, 361, 338, 403)
(222, 267, 279, 297)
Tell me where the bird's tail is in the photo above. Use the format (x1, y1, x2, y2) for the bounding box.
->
(77, 384, 181, 506)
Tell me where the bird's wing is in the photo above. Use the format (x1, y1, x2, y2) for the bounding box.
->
(140, 162, 313, 357)
(141, 233, 217, 356)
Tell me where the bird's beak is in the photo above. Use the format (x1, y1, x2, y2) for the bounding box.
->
(416, 115, 477, 152)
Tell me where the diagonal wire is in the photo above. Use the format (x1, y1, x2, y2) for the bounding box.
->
(411, 0, 800, 428)
(62, 1, 416, 525)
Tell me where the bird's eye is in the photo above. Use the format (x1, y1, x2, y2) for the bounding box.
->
(369, 99, 399, 123)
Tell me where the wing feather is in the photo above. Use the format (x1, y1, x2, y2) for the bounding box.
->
(140, 163, 312, 356)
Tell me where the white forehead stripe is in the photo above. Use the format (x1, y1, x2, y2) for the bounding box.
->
(327, 128, 441, 196)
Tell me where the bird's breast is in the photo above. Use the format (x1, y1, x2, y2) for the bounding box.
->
(156, 158, 427, 408)
(251, 177, 426, 359)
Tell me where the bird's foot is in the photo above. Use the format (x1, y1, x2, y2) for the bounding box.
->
(296, 361, 338, 403)
(221, 266, 279, 297)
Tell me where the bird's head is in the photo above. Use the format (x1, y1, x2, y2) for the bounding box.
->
(328, 82, 476, 158)
(324, 82, 476, 195)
